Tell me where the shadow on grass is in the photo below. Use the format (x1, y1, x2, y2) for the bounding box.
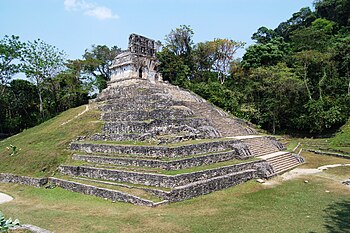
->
(323, 199, 350, 233)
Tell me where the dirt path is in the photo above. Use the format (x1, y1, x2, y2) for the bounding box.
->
(60, 104, 89, 126)
(0, 192, 13, 204)
(263, 163, 350, 186)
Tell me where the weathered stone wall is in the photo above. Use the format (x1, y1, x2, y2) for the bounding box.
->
(168, 169, 256, 202)
(99, 99, 178, 112)
(73, 150, 244, 170)
(58, 160, 272, 188)
(102, 108, 194, 121)
(96, 84, 165, 102)
(102, 118, 211, 134)
(71, 139, 251, 158)
(0, 173, 48, 187)
(49, 177, 158, 206)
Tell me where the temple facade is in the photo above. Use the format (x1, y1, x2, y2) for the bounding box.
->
(109, 34, 162, 84)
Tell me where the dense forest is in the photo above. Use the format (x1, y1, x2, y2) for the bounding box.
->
(158, 0, 350, 135)
(0, 0, 349, 137)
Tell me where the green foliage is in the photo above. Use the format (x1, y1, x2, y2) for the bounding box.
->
(0, 211, 19, 232)
(22, 39, 66, 114)
(0, 35, 24, 95)
(0, 36, 91, 136)
(242, 37, 290, 68)
(81, 44, 120, 92)
(189, 80, 239, 113)
(0, 79, 40, 134)
(237, 0, 350, 134)
(314, 0, 350, 27)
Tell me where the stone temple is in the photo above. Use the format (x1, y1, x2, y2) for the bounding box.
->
(109, 34, 163, 84)
(51, 34, 304, 206)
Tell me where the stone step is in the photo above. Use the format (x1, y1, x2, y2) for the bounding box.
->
(262, 152, 302, 175)
(99, 100, 175, 112)
(102, 107, 194, 121)
(72, 150, 242, 170)
(273, 162, 301, 174)
(270, 159, 300, 170)
(102, 118, 213, 134)
(70, 139, 251, 159)
(49, 177, 167, 207)
(183, 101, 257, 137)
(58, 160, 268, 189)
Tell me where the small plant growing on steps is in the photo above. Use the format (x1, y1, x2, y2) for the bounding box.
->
(6, 145, 20, 156)
(0, 211, 20, 232)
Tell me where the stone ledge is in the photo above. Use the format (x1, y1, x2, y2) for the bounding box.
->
(49, 177, 157, 207)
(72, 150, 243, 170)
(102, 118, 212, 134)
(102, 108, 194, 121)
(0, 173, 48, 187)
(70, 139, 251, 158)
(58, 160, 273, 188)
(168, 169, 256, 202)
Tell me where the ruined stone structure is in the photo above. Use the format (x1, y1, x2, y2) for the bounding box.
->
(109, 34, 162, 85)
(0, 34, 304, 207)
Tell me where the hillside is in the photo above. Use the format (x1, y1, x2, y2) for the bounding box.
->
(0, 104, 102, 177)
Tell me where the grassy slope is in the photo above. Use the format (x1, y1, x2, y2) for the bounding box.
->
(0, 104, 102, 177)
(288, 118, 350, 156)
(330, 118, 350, 152)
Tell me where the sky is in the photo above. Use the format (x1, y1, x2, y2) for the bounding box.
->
(0, 0, 314, 59)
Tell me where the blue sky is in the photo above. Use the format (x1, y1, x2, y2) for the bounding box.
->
(1, 0, 314, 59)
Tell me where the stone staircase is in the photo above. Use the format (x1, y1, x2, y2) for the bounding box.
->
(259, 151, 302, 176)
(53, 79, 303, 206)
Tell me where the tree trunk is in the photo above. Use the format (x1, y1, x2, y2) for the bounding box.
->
(38, 88, 43, 113)
(303, 63, 312, 100)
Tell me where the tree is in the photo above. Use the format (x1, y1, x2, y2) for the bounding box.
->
(208, 39, 245, 84)
(0, 79, 40, 134)
(314, 0, 350, 27)
(22, 39, 66, 114)
(164, 25, 194, 57)
(82, 45, 120, 92)
(246, 63, 306, 134)
(290, 18, 335, 52)
(252, 26, 278, 44)
(242, 37, 290, 69)
(275, 7, 316, 41)
(0, 35, 24, 94)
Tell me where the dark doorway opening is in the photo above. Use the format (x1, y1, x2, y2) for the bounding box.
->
(139, 67, 142, 78)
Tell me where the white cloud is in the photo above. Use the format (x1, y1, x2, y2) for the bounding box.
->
(64, 0, 118, 20)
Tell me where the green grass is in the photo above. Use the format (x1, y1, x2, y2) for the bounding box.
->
(0, 104, 103, 177)
(1, 158, 349, 233)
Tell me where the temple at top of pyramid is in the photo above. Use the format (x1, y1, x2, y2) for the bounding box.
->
(109, 34, 163, 85)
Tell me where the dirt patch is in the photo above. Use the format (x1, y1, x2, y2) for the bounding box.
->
(262, 164, 350, 186)
(0, 192, 13, 204)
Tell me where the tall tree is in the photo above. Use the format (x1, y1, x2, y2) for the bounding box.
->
(164, 25, 194, 57)
(0, 35, 24, 94)
(208, 39, 245, 84)
(82, 45, 121, 92)
(22, 39, 65, 114)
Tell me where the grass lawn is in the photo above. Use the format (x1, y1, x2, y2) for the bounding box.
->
(1, 152, 349, 233)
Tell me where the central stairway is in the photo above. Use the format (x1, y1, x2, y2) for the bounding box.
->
(52, 79, 303, 206)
